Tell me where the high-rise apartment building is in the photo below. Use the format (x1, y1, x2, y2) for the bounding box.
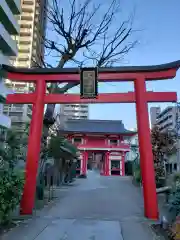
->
(60, 104, 89, 121)
(150, 106, 161, 128)
(3, 0, 47, 132)
(0, 0, 21, 129)
(150, 106, 180, 132)
(152, 105, 180, 172)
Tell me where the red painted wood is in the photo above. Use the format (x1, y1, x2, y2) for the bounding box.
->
(73, 135, 130, 151)
(6, 93, 36, 104)
(6, 91, 177, 104)
(20, 80, 46, 215)
(121, 152, 125, 176)
(44, 92, 177, 103)
(6, 68, 177, 82)
(134, 76, 158, 220)
(81, 151, 88, 175)
(105, 152, 110, 176)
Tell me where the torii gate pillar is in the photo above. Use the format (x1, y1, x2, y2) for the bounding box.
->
(20, 80, 46, 214)
(134, 76, 158, 219)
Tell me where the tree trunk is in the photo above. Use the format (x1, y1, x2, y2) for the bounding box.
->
(44, 57, 68, 121)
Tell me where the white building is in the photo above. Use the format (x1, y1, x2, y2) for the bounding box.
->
(3, 0, 47, 132)
(156, 106, 179, 132)
(150, 106, 161, 128)
(60, 104, 89, 121)
(150, 105, 180, 172)
(125, 133, 139, 162)
(150, 106, 180, 132)
(0, 0, 21, 129)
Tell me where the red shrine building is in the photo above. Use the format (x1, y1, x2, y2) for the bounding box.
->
(59, 119, 136, 176)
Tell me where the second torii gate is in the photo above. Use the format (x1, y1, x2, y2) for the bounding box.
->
(2, 60, 180, 220)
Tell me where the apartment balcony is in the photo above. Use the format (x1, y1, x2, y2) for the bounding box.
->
(12, 106, 24, 112)
(19, 28, 32, 37)
(19, 35, 32, 42)
(14, 86, 28, 93)
(3, 107, 10, 113)
(22, 0, 34, 6)
(21, 12, 33, 21)
(18, 47, 30, 54)
(21, 6, 34, 13)
(5, 0, 21, 14)
(0, 0, 19, 34)
(10, 116, 24, 123)
(3, 105, 24, 113)
(17, 54, 30, 61)
(10, 82, 28, 89)
(16, 54, 31, 67)
(20, 20, 32, 29)
(19, 36, 32, 45)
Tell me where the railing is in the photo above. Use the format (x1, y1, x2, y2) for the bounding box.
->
(10, 116, 24, 122)
(4, 106, 24, 112)
(22, 0, 34, 5)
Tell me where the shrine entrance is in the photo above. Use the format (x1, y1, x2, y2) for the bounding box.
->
(2, 60, 180, 220)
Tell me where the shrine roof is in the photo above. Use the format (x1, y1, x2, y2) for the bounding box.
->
(59, 119, 136, 135)
(1, 60, 180, 74)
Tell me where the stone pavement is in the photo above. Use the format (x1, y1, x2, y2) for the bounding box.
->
(2, 171, 157, 240)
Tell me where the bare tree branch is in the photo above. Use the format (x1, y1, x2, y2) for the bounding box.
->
(34, 0, 138, 123)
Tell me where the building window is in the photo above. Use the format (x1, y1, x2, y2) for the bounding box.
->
(73, 137, 83, 144)
(109, 139, 118, 146)
(174, 163, 177, 171)
(111, 160, 120, 169)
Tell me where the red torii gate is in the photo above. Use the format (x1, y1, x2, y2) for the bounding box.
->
(2, 60, 180, 220)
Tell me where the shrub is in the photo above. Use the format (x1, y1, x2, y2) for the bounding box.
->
(134, 168, 141, 183)
(0, 170, 24, 224)
(132, 162, 141, 184)
(156, 177, 166, 188)
(125, 161, 133, 176)
(169, 184, 180, 217)
(173, 173, 180, 184)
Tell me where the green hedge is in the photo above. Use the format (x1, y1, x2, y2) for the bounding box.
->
(125, 161, 133, 175)
(0, 170, 24, 224)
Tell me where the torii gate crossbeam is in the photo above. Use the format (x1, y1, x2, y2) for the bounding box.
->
(7, 92, 177, 104)
(2, 60, 180, 220)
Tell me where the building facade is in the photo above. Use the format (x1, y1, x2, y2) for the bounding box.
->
(3, 0, 47, 132)
(59, 119, 135, 176)
(150, 105, 180, 172)
(150, 106, 180, 132)
(126, 133, 139, 162)
(150, 107, 161, 128)
(0, 0, 21, 129)
(60, 104, 89, 121)
(156, 106, 179, 132)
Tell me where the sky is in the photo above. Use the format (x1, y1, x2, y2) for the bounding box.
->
(53, 0, 180, 130)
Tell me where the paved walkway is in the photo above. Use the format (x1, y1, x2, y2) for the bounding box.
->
(2, 171, 157, 240)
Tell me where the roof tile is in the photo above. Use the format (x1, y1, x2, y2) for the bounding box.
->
(59, 119, 134, 134)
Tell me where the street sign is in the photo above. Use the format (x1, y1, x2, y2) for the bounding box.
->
(80, 67, 98, 99)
